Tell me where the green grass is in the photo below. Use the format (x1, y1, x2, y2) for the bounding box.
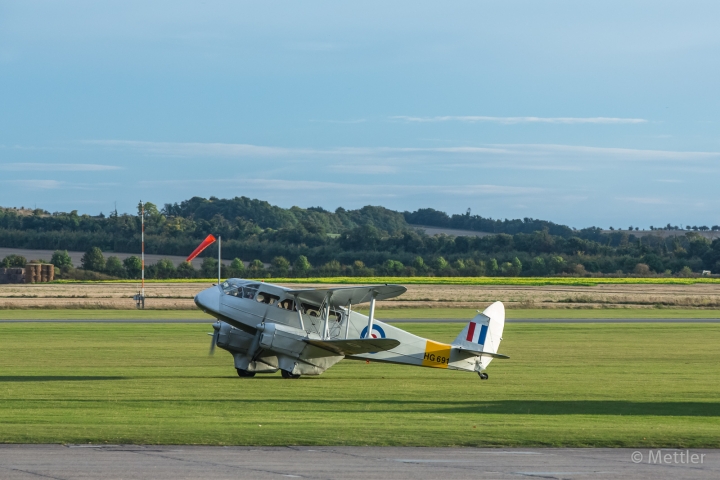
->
(0, 309, 214, 320)
(1, 307, 718, 320)
(1, 322, 719, 447)
(50, 276, 720, 286)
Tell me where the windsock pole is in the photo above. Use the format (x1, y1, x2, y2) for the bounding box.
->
(217, 236, 221, 284)
(141, 201, 145, 298)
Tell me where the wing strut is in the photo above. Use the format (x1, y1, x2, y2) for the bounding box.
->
(344, 301, 352, 339)
(364, 291, 377, 339)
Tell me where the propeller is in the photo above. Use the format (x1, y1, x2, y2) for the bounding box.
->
(208, 322, 220, 356)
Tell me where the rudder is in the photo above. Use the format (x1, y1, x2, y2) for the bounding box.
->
(453, 301, 505, 354)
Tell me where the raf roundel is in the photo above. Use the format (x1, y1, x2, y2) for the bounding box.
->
(360, 325, 386, 339)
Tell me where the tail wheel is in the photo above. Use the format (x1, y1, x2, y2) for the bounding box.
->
(281, 369, 301, 379)
(236, 368, 256, 378)
(478, 372, 489, 380)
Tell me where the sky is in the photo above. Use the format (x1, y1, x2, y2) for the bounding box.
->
(1, 0, 719, 229)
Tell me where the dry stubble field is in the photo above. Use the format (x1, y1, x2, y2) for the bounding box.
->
(3, 281, 720, 310)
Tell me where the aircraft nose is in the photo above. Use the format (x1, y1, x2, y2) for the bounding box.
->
(194, 286, 221, 314)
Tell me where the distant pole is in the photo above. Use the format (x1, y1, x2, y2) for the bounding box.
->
(141, 201, 145, 298)
(218, 235, 221, 284)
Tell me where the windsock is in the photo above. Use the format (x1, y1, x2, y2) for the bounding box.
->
(186, 234, 216, 262)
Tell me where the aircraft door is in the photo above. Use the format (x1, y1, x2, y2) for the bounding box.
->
(264, 297, 302, 329)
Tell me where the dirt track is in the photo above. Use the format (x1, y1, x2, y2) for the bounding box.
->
(3, 282, 720, 310)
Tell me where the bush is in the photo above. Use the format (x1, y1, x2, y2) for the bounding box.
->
(293, 256, 311, 277)
(176, 261, 197, 279)
(201, 257, 218, 278)
(272, 256, 290, 277)
(81, 247, 105, 272)
(634, 263, 651, 275)
(51, 250, 72, 269)
(105, 256, 125, 278)
(228, 258, 245, 277)
(1, 254, 27, 268)
(123, 256, 142, 279)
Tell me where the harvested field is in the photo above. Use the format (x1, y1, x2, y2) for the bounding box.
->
(3, 282, 720, 310)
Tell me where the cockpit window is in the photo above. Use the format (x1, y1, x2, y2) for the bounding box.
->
(221, 280, 241, 296)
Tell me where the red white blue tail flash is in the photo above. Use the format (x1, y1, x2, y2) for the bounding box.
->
(466, 321, 489, 345)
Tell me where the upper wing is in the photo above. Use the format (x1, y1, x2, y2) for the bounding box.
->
(288, 284, 407, 307)
(304, 338, 401, 355)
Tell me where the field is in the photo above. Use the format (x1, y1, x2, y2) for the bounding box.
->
(51, 276, 720, 285)
(4, 281, 720, 310)
(1, 321, 719, 447)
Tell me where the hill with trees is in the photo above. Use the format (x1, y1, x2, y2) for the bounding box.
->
(2, 197, 720, 279)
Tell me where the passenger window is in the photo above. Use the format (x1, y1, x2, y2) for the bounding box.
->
(243, 284, 259, 300)
(256, 292, 280, 305)
(278, 299, 296, 311)
(301, 302, 320, 317)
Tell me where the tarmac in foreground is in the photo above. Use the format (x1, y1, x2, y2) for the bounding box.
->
(0, 445, 717, 480)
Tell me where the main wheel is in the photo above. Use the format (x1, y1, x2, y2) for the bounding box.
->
(478, 372, 489, 380)
(236, 368, 256, 378)
(281, 369, 301, 379)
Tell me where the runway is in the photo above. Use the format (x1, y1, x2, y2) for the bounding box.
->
(1, 318, 719, 323)
(0, 445, 717, 479)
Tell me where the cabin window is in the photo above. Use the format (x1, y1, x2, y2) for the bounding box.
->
(256, 292, 280, 305)
(243, 284, 260, 300)
(278, 299, 296, 311)
(301, 302, 320, 317)
(300, 302, 342, 321)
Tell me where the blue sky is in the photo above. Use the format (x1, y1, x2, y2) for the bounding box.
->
(2, 1, 719, 228)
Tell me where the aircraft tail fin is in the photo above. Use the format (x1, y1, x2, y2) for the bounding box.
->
(452, 301, 505, 354)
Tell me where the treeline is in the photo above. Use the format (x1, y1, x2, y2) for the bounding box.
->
(2, 196, 720, 277)
(404, 208, 576, 237)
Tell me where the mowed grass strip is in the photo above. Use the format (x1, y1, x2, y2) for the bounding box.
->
(0, 322, 718, 447)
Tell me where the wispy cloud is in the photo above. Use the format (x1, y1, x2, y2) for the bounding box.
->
(84, 140, 720, 166)
(1, 163, 121, 171)
(616, 196, 670, 205)
(84, 140, 300, 157)
(9, 180, 120, 190)
(391, 115, 648, 125)
(139, 177, 543, 197)
(287, 42, 343, 52)
(309, 118, 367, 124)
(329, 164, 398, 174)
(11, 180, 63, 189)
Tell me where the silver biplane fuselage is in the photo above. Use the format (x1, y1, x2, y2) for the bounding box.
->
(194, 278, 508, 379)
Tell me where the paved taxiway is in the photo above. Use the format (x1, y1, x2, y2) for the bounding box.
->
(0, 445, 717, 479)
(1, 318, 719, 323)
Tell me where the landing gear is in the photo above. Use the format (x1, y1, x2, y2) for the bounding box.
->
(478, 372, 489, 380)
(236, 368, 256, 378)
(281, 369, 301, 379)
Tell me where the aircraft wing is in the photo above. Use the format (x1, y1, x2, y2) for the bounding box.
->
(288, 284, 407, 307)
(304, 338, 401, 355)
(453, 346, 510, 359)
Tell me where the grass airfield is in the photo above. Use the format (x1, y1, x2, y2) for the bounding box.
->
(1, 321, 719, 447)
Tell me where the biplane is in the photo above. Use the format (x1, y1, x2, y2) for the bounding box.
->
(195, 279, 508, 379)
